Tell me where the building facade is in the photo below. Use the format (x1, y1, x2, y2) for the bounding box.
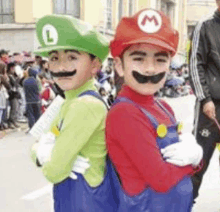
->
(187, 0, 216, 38)
(0, 0, 187, 63)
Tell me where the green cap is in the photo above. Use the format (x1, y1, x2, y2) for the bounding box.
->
(34, 14, 109, 62)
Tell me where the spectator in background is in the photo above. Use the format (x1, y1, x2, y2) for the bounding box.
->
(176, 67, 182, 77)
(0, 49, 10, 65)
(41, 58, 52, 81)
(7, 62, 20, 128)
(22, 55, 35, 71)
(13, 52, 27, 123)
(181, 64, 190, 84)
(13, 52, 24, 78)
(0, 63, 10, 130)
(0, 75, 7, 130)
(189, 0, 220, 202)
(114, 66, 124, 95)
(38, 73, 55, 113)
(108, 77, 116, 98)
(105, 66, 114, 79)
(33, 55, 42, 73)
(23, 68, 41, 130)
(40, 57, 62, 97)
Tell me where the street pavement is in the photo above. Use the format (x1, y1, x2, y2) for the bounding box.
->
(0, 94, 220, 211)
(0, 127, 53, 212)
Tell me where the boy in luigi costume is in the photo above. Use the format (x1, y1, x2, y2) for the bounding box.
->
(106, 9, 203, 211)
(31, 15, 118, 212)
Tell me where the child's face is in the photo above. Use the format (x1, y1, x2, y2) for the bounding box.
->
(114, 43, 171, 95)
(10, 66, 15, 74)
(43, 61, 49, 70)
(41, 77, 47, 84)
(1, 54, 9, 63)
(48, 50, 100, 91)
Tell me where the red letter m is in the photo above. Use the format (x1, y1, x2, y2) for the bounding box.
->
(141, 15, 158, 26)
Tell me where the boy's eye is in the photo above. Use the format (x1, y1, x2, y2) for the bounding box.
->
(157, 58, 167, 63)
(50, 56, 58, 62)
(133, 58, 143, 61)
(68, 55, 77, 61)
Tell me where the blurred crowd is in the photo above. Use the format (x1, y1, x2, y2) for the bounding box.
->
(157, 63, 193, 98)
(0, 48, 119, 133)
(95, 66, 118, 108)
(0, 49, 63, 133)
(0, 47, 192, 134)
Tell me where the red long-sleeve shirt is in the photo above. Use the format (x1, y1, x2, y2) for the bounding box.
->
(106, 85, 199, 196)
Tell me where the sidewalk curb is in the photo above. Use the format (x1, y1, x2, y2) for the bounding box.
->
(0, 123, 28, 138)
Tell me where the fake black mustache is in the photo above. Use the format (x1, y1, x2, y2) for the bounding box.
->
(50, 70, 77, 78)
(132, 71, 166, 84)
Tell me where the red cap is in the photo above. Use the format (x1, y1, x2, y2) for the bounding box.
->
(110, 9, 179, 57)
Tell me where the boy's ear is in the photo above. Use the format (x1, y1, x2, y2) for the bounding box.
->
(114, 57, 124, 77)
(91, 57, 102, 76)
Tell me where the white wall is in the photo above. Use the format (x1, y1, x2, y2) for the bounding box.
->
(0, 25, 37, 53)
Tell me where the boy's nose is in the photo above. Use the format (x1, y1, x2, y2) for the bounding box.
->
(57, 61, 67, 71)
(143, 59, 155, 74)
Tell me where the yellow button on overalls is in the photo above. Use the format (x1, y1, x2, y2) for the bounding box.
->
(177, 122, 183, 134)
(157, 124, 168, 138)
(51, 125, 60, 137)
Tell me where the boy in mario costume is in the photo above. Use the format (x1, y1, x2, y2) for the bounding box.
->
(31, 15, 118, 212)
(106, 9, 203, 212)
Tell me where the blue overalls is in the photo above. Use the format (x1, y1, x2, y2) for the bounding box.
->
(112, 97, 193, 212)
(53, 90, 119, 212)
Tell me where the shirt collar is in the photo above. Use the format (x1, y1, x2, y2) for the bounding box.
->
(118, 85, 155, 105)
(64, 79, 96, 100)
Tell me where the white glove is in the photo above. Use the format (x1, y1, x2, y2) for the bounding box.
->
(69, 156, 90, 180)
(161, 133, 203, 167)
(36, 132, 56, 166)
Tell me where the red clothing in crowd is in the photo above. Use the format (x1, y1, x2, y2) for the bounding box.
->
(40, 84, 55, 113)
(106, 85, 200, 196)
(41, 87, 50, 113)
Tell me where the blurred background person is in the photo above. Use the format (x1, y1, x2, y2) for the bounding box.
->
(38, 73, 55, 113)
(7, 62, 20, 128)
(40, 57, 62, 97)
(13, 52, 27, 123)
(0, 75, 7, 131)
(0, 63, 10, 130)
(0, 49, 9, 65)
(32, 55, 42, 74)
(23, 68, 41, 131)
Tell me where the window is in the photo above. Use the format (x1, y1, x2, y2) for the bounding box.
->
(188, 25, 195, 38)
(0, 0, 14, 24)
(187, 0, 215, 5)
(129, 0, 135, 16)
(161, 1, 168, 15)
(188, 0, 214, 2)
(161, 0, 175, 25)
(106, 0, 112, 29)
(53, 0, 81, 19)
(118, 0, 123, 21)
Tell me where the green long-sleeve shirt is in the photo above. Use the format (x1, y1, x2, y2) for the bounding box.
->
(31, 79, 107, 186)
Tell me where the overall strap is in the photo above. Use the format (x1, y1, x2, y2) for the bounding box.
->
(113, 97, 159, 129)
(78, 90, 109, 110)
(155, 99, 176, 124)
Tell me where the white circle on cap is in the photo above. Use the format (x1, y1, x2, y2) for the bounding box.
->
(138, 10, 162, 34)
(42, 24, 58, 45)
